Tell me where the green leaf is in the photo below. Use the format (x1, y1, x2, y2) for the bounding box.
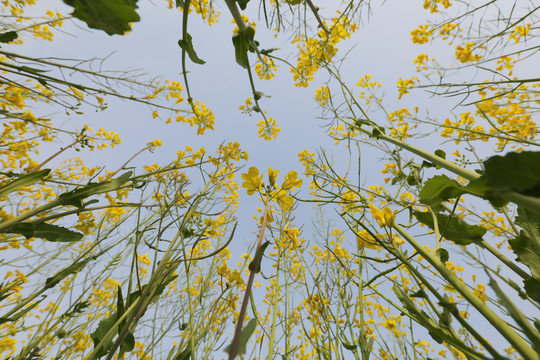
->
(0, 169, 50, 198)
(2, 222, 83, 243)
(436, 248, 449, 263)
(512, 208, 540, 279)
(413, 211, 486, 245)
(483, 151, 540, 197)
(0, 300, 41, 325)
(410, 289, 428, 298)
(178, 33, 205, 65)
(370, 127, 384, 139)
(117, 287, 125, 326)
(58, 171, 132, 209)
(63, 0, 140, 36)
(437, 296, 458, 329)
(0, 31, 18, 43)
(249, 241, 270, 273)
(224, 318, 257, 356)
(173, 345, 191, 360)
(232, 26, 255, 69)
(510, 231, 540, 280)
(419, 174, 505, 207)
(342, 341, 357, 351)
(119, 332, 135, 355)
(90, 314, 117, 359)
(235, 0, 250, 10)
(61, 300, 91, 319)
(434, 149, 446, 159)
(254, 91, 269, 101)
(46, 257, 93, 289)
(17, 65, 49, 74)
(260, 48, 279, 55)
(524, 277, 540, 303)
(392, 284, 446, 344)
(419, 175, 464, 205)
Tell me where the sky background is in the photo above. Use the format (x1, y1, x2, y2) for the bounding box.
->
(6, 0, 538, 357)
(19, 0, 445, 245)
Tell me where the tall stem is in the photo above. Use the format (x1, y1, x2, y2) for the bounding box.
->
(228, 199, 270, 359)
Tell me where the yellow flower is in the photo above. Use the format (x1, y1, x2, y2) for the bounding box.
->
(410, 24, 432, 44)
(241, 167, 263, 195)
(356, 230, 381, 251)
(368, 204, 395, 228)
(257, 117, 281, 140)
(267, 167, 279, 188)
(314, 85, 330, 107)
(275, 188, 294, 212)
(282, 170, 302, 190)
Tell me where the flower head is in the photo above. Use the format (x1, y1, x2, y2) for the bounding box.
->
(241, 167, 263, 195)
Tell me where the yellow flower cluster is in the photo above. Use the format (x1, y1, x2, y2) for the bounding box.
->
(314, 85, 330, 107)
(256, 117, 280, 141)
(422, 0, 452, 13)
(396, 77, 419, 99)
(413, 53, 429, 72)
(176, 101, 215, 135)
(509, 24, 530, 44)
(438, 22, 458, 40)
(455, 42, 483, 63)
(297, 149, 316, 176)
(255, 56, 278, 80)
(476, 84, 538, 150)
(410, 24, 433, 44)
(177, 0, 220, 25)
(291, 16, 357, 87)
(440, 112, 488, 144)
(241, 167, 302, 211)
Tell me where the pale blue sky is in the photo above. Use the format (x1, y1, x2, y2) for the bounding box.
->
(9, 1, 533, 356)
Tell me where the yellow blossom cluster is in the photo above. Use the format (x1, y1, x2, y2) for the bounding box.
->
(455, 41, 483, 63)
(256, 117, 281, 141)
(410, 24, 433, 44)
(422, 0, 452, 13)
(291, 16, 357, 87)
(509, 24, 530, 44)
(255, 56, 278, 80)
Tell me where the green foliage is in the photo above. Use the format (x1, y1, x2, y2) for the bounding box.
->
(63, 0, 140, 36)
(0, 31, 18, 43)
(484, 151, 540, 197)
(510, 208, 540, 301)
(232, 26, 255, 69)
(1, 222, 83, 242)
(224, 318, 257, 357)
(178, 33, 206, 65)
(58, 171, 132, 209)
(413, 210, 486, 245)
(248, 240, 270, 273)
(235, 0, 250, 11)
(0, 169, 50, 198)
(45, 257, 95, 289)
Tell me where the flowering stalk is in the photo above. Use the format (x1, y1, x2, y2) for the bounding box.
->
(228, 198, 269, 359)
(394, 224, 539, 360)
(354, 124, 540, 214)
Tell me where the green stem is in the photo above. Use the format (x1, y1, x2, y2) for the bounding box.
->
(394, 224, 539, 360)
(354, 125, 540, 214)
(228, 198, 269, 360)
